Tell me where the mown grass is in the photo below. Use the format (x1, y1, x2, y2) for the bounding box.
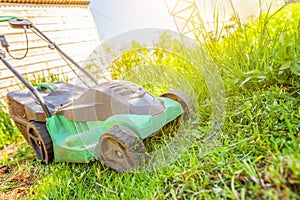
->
(0, 2, 299, 199)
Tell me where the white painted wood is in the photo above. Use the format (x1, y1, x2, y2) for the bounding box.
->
(0, 3, 102, 99)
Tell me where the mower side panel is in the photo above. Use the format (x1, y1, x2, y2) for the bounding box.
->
(46, 97, 183, 163)
(7, 82, 85, 145)
(46, 115, 98, 163)
(104, 97, 183, 139)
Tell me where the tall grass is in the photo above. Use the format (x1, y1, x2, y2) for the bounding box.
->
(196, 2, 300, 92)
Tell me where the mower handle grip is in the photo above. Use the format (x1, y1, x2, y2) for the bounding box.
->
(37, 83, 58, 93)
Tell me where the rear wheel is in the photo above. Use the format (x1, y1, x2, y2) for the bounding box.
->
(161, 90, 194, 121)
(99, 125, 146, 173)
(27, 121, 54, 164)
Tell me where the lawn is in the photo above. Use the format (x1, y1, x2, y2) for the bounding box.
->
(0, 2, 299, 199)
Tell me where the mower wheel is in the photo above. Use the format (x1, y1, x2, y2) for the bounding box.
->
(161, 90, 194, 121)
(27, 121, 54, 164)
(99, 125, 146, 173)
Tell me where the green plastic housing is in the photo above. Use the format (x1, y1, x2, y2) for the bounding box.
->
(46, 97, 183, 163)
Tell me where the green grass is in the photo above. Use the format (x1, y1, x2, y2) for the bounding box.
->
(0, 2, 299, 199)
(0, 104, 21, 149)
(202, 2, 300, 92)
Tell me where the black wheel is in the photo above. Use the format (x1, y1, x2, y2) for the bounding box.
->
(161, 90, 194, 121)
(26, 121, 54, 164)
(99, 125, 146, 173)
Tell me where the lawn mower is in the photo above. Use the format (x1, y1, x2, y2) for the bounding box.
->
(0, 16, 193, 172)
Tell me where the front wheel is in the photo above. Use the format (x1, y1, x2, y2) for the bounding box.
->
(99, 125, 146, 173)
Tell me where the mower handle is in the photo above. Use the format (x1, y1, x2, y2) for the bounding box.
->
(0, 16, 52, 118)
(6, 18, 98, 86)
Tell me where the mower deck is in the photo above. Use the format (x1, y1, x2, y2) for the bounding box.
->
(46, 97, 183, 163)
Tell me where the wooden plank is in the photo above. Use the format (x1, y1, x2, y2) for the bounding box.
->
(0, 6, 91, 18)
(0, 40, 99, 65)
(2, 40, 100, 62)
(0, 62, 83, 89)
(0, 54, 88, 79)
(4, 28, 99, 44)
(1, 23, 97, 35)
(0, 1, 90, 5)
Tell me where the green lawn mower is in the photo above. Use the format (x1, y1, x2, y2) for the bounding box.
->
(0, 16, 193, 172)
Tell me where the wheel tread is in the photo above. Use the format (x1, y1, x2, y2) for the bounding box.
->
(29, 121, 54, 163)
(99, 125, 146, 172)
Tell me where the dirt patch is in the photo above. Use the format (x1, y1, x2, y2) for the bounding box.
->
(0, 141, 36, 199)
(0, 186, 32, 200)
(0, 166, 34, 200)
(0, 166, 11, 175)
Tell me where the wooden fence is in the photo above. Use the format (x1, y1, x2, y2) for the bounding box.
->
(0, 0, 101, 99)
